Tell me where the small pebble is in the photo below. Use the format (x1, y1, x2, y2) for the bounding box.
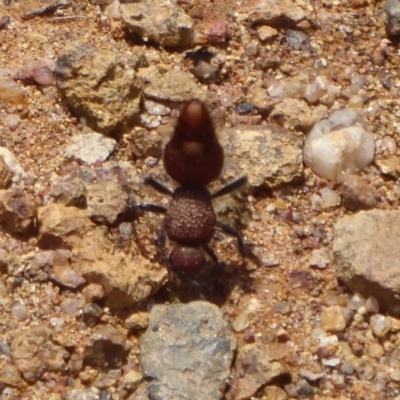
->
(273, 301, 292, 315)
(125, 311, 149, 331)
(296, 379, 315, 396)
(319, 334, 339, 347)
(348, 94, 364, 109)
(0, 78, 27, 105)
(82, 283, 105, 303)
(82, 303, 103, 326)
(370, 314, 391, 337)
(321, 187, 341, 207)
(348, 293, 366, 311)
(123, 370, 143, 391)
(390, 368, 400, 382)
(236, 102, 255, 115)
(380, 137, 397, 153)
(367, 342, 384, 358)
(305, 77, 327, 103)
(65, 132, 117, 165)
(232, 311, 250, 332)
(321, 306, 347, 333)
(0, 16, 10, 30)
(356, 359, 375, 381)
(11, 303, 29, 320)
(28, 59, 55, 86)
(144, 100, 170, 116)
(304, 119, 375, 183)
(299, 369, 324, 382)
(309, 248, 331, 269)
(340, 359, 354, 375)
(256, 25, 278, 41)
(220, 94, 233, 108)
(285, 29, 311, 51)
(5, 114, 21, 131)
(60, 298, 85, 317)
(322, 358, 341, 367)
(51, 264, 86, 289)
(0, 341, 10, 355)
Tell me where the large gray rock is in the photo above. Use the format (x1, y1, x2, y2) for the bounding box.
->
(140, 301, 236, 400)
(333, 210, 400, 315)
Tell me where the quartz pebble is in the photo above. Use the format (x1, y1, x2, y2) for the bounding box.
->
(370, 314, 391, 337)
(11, 303, 28, 320)
(303, 110, 375, 183)
(320, 187, 341, 207)
(144, 100, 170, 116)
(5, 114, 21, 131)
(305, 76, 327, 103)
(348, 293, 366, 311)
(322, 358, 341, 367)
(365, 296, 379, 314)
(60, 298, 85, 317)
(0, 147, 26, 182)
(232, 311, 250, 332)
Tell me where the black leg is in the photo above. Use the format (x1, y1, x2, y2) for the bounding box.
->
(203, 244, 218, 265)
(217, 222, 247, 257)
(203, 244, 227, 275)
(211, 176, 247, 199)
(144, 176, 174, 196)
(137, 203, 167, 213)
(156, 226, 167, 262)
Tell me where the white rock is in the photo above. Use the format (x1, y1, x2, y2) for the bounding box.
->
(321, 187, 341, 207)
(322, 357, 341, 367)
(305, 76, 327, 103)
(267, 81, 285, 98)
(65, 132, 117, 165)
(348, 293, 366, 311)
(319, 335, 339, 347)
(144, 100, 170, 116)
(232, 311, 249, 332)
(303, 124, 375, 183)
(0, 146, 26, 182)
(370, 314, 391, 337)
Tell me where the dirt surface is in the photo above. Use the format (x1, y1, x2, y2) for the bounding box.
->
(1, 0, 400, 399)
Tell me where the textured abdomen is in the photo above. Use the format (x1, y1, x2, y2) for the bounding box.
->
(165, 187, 216, 245)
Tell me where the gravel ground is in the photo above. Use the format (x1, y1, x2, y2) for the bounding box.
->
(1, 0, 400, 399)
